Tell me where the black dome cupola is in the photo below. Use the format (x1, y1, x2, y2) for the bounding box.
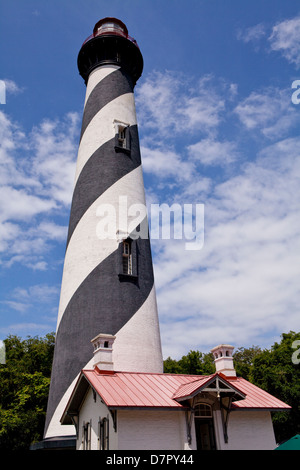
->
(77, 17, 143, 85)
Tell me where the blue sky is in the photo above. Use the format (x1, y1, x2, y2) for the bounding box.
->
(0, 0, 300, 359)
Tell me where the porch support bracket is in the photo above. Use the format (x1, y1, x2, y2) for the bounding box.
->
(220, 396, 232, 444)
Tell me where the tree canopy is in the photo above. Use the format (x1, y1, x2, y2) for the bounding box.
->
(249, 331, 300, 443)
(164, 349, 215, 375)
(0, 333, 55, 450)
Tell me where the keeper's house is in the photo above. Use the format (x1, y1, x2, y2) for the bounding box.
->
(60, 336, 290, 450)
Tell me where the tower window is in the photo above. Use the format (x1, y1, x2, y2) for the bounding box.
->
(118, 126, 127, 148)
(118, 237, 137, 280)
(114, 121, 131, 154)
(122, 240, 132, 275)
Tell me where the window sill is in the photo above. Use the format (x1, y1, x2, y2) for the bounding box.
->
(114, 145, 131, 155)
(118, 273, 138, 281)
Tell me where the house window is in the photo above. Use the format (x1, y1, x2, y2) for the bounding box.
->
(98, 417, 109, 450)
(114, 121, 131, 154)
(194, 403, 212, 418)
(122, 240, 132, 275)
(82, 420, 91, 450)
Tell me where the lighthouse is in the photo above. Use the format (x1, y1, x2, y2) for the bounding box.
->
(44, 18, 163, 443)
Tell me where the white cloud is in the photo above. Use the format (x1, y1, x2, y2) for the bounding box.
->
(30, 112, 79, 205)
(237, 23, 267, 44)
(237, 16, 300, 68)
(138, 71, 240, 206)
(0, 108, 79, 269)
(136, 72, 225, 136)
(259, 135, 300, 169)
(0, 110, 78, 211)
(0, 186, 56, 223)
(141, 145, 195, 181)
(181, 76, 225, 132)
(234, 87, 298, 138)
(0, 111, 30, 186)
(20, 284, 59, 303)
(139, 74, 299, 358)
(0, 284, 59, 324)
(269, 16, 300, 68)
(37, 221, 68, 241)
(187, 138, 239, 166)
(154, 136, 300, 358)
(0, 222, 20, 253)
(26, 260, 48, 271)
(27, 284, 60, 302)
(180, 178, 212, 198)
(0, 300, 30, 313)
(3, 79, 24, 95)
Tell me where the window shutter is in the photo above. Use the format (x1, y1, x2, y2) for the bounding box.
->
(131, 239, 137, 277)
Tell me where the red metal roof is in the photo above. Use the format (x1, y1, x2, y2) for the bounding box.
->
(229, 377, 291, 410)
(83, 369, 194, 409)
(80, 369, 291, 411)
(172, 376, 213, 401)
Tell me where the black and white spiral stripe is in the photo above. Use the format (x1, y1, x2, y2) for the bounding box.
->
(44, 65, 163, 438)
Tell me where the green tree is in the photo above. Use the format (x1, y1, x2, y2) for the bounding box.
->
(163, 356, 182, 374)
(0, 333, 55, 450)
(250, 331, 300, 444)
(164, 350, 215, 375)
(233, 345, 262, 380)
